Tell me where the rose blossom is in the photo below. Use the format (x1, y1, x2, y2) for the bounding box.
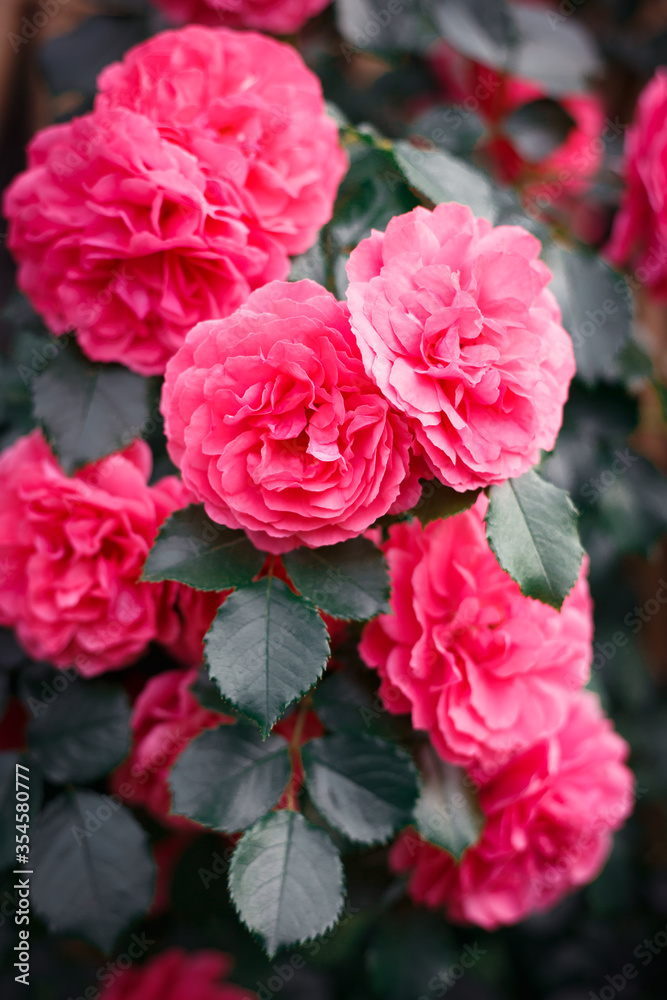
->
(112, 667, 234, 827)
(606, 69, 667, 299)
(346, 203, 575, 490)
(359, 499, 592, 769)
(101, 948, 255, 1000)
(153, 0, 330, 33)
(0, 431, 221, 675)
(3, 107, 285, 376)
(390, 691, 634, 929)
(96, 26, 347, 257)
(161, 279, 417, 553)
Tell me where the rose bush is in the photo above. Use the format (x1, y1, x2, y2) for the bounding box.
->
(0, 0, 653, 983)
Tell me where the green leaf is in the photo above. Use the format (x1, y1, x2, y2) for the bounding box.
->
(32, 340, 152, 474)
(169, 723, 291, 833)
(544, 245, 632, 384)
(393, 140, 497, 221)
(142, 504, 265, 590)
(336, 0, 438, 54)
(205, 578, 330, 736)
(512, 2, 600, 96)
(413, 756, 484, 860)
(435, 0, 518, 68)
(31, 789, 154, 951)
(302, 733, 419, 844)
(0, 753, 43, 870)
(485, 470, 583, 609)
(312, 672, 381, 735)
(413, 481, 481, 526)
(229, 810, 344, 957)
(26, 680, 130, 785)
(189, 666, 238, 715)
(324, 140, 418, 298)
(282, 537, 389, 621)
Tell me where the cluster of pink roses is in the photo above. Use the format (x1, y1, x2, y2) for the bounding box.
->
(4, 25, 346, 375)
(360, 500, 633, 928)
(3, 25, 579, 553)
(162, 202, 576, 551)
(0, 431, 224, 676)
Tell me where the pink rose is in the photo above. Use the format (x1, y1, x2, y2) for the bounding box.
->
(153, 0, 330, 33)
(346, 203, 575, 490)
(606, 69, 667, 299)
(101, 948, 254, 1000)
(390, 691, 634, 929)
(359, 499, 592, 769)
(112, 667, 234, 827)
(0, 431, 220, 675)
(3, 108, 285, 376)
(96, 26, 347, 257)
(161, 279, 417, 553)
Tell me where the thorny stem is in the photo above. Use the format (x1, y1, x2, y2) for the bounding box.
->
(284, 696, 312, 812)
